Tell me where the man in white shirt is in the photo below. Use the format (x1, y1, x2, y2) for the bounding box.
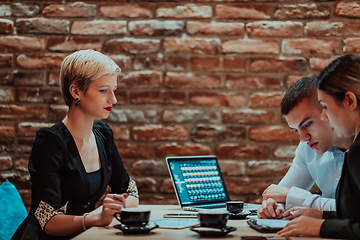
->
(257, 76, 353, 219)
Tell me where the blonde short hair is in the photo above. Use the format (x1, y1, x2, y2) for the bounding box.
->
(60, 49, 121, 106)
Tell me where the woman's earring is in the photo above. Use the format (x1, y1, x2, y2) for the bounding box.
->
(75, 98, 80, 107)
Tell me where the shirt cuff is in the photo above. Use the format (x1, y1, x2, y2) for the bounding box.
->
(34, 200, 68, 230)
(285, 186, 309, 210)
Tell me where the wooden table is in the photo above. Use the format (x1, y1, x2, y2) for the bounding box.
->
(72, 205, 337, 240)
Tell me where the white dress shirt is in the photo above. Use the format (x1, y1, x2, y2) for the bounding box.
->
(278, 141, 345, 211)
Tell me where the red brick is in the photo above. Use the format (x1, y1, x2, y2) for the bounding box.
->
(131, 91, 186, 105)
(191, 56, 246, 72)
(247, 160, 291, 177)
(187, 21, 244, 36)
(116, 143, 154, 158)
(309, 56, 340, 70)
(216, 4, 272, 19)
(17, 87, 63, 104)
(43, 2, 96, 17)
(282, 39, 339, 54)
(0, 5, 11, 17)
(129, 20, 184, 36)
(305, 21, 360, 37)
(100, 4, 152, 18)
(131, 160, 168, 176)
(15, 155, 29, 172)
(0, 36, 45, 52)
(12, 3, 40, 17)
(132, 125, 188, 141)
(48, 37, 102, 52)
(114, 91, 126, 105)
(49, 105, 68, 122)
(0, 54, 13, 68)
(161, 178, 175, 194)
(133, 177, 157, 193)
(18, 189, 31, 206)
(343, 38, 360, 53)
(107, 124, 129, 141)
(226, 75, 282, 90)
(335, 2, 360, 18)
(250, 91, 285, 108)
(250, 57, 307, 72)
(219, 160, 245, 176)
(215, 143, 270, 160)
(163, 109, 220, 123)
(14, 71, 46, 86)
(0, 104, 47, 120)
(0, 125, 15, 138)
(249, 126, 299, 142)
(223, 39, 279, 54)
(287, 74, 309, 88)
(156, 4, 212, 18)
(164, 37, 221, 54)
(274, 145, 297, 158)
(48, 71, 60, 86)
(165, 72, 221, 89)
(274, 4, 330, 19)
(108, 55, 132, 71)
(108, 108, 160, 124)
(0, 88, 15, 102)
(0, 156, 12, 170)
(246, 21, 303, 38)
(191, 124, 246, 142)
(222, 109, 278, 124)
(0, 19, 13, 33)
(190, 92, 246, 107)
(165, 55, 188, 71)
(71, 20, 127, 35)
(18, 122, 53, 137)
(133, 55, 164, 71)
(0, 72, 13, 85)
(16, 17, 69, 34)
(118, 71, 162, 89)
(104, 38, 160, 54)
(156, 142, 211, 158)
(16, 53, 68, 69)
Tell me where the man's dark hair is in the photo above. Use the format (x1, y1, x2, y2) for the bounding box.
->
(281, 76, 319, 116)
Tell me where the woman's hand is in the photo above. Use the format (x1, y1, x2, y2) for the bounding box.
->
(95, 193, 128, 226)
(283, 207, 323, 220)
(278, 216, 324, 237)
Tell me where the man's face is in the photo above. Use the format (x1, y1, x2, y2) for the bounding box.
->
(284, 99, 334, 154)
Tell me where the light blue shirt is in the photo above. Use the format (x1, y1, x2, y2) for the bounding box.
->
(279, 141, 345, 211)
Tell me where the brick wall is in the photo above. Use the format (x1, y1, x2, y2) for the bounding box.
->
(1, 0, 359, 208)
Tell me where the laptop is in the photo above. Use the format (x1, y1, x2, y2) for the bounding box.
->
(166, 155, 260, 212)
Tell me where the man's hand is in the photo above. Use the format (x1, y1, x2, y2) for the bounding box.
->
(262, 184, 290, 203)
(257, 198, 284, 219)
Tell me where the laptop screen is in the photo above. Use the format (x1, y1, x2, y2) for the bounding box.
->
(166, 155, 230, 207)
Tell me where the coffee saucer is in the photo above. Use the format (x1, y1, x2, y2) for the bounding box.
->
(114, 222, 159, 234)
(228, 210, 251, 219)
(190, 226, 236, 237)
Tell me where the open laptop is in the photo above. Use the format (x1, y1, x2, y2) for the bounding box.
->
(166, 155, 260, 212)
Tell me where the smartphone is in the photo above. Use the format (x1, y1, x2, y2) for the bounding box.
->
(163, 213, 198, 218)
(241, 237, 289, 240)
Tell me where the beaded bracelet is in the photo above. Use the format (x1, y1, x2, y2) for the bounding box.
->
(82, 213, 90, 231)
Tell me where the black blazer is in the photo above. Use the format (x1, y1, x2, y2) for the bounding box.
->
(12, 121, 131, 240)
(321, 132, 360, 239)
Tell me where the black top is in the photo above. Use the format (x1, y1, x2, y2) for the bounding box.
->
(321, 132, 360, 239)
(87, 169, 102, 199)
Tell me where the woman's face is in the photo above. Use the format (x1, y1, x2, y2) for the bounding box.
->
(318, 89, 353, 138)
(78, 73, 118, 119)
